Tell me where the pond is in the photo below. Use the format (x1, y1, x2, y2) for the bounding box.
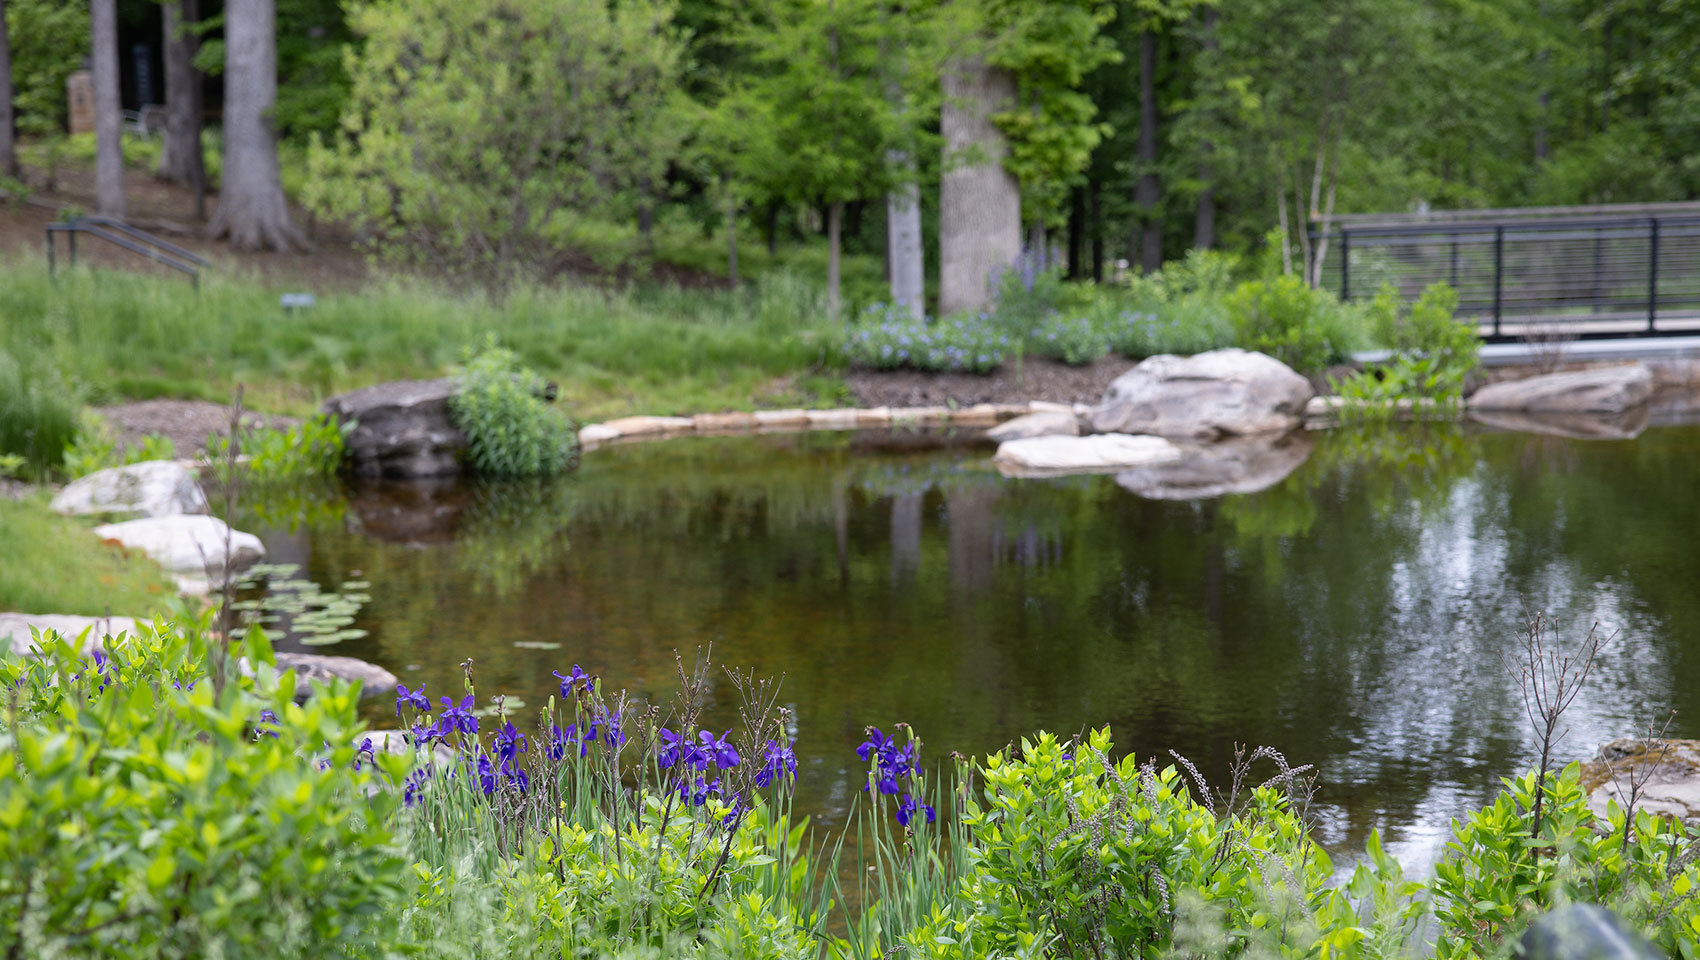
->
(240, 422, 1700, 873)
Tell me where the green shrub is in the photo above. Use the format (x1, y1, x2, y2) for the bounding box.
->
(0, 621, 407, 958)
(1429, 763, 1700, 959)
(205, 413, 350, 485)
(62, 419, 176, 479)
(907, 728, 1355, 958)
(1333, 283, 1478, 418)
(1106, 297, 1237, 358)
(1227, 274, 1367, 372)
(1029, 312, 1111, 365)
(449, 342, 578, 476)
(0, 347, 81, 481)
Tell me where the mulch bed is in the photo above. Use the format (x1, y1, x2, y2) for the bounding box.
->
(96, 400, 299, 459)
(845, 355, 1132, 409)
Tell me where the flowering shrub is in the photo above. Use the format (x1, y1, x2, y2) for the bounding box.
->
(843, 304, 1009, 373)
(1028, 312, 1113, 365)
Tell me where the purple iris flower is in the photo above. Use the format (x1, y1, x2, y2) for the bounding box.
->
(596, 709, 627, 749)
(755, 739, 797, 789)
(411, 718, 443, 747)
(439, 695, 478, 734)
(552, 665, 593, 697)
(896, 792, 936, 827)
(657, 728, 684, 769)
(353, 737, 376, 771)
(857, 727, 894, 764)
(500, 757, 529, 794)
(403, 767, 432, 806)
(255, 709, 280, 739)
(395, 682, 428, 716)
(679, 776, 720, 807)
(722, 793, 747, 828)
(474, 753, 497, 797)
(696, 730, 739, 771)
(494, 721, 527, 762)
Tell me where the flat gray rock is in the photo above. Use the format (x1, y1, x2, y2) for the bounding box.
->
(51, 460, 208, 519)
(1467, 364, 1654, 414)
(1089, 349, 1314, 440)
(92, 515, 265, 585)
(0, 613, 151, 655)
(254, 652, 399, 700)
(324, 379, 468, 478)
(1584, 738, 1700, 822)
(1116, 431, 1315, 500)
(986, 410, 1080, 442)
(994, 433, 1181, 477)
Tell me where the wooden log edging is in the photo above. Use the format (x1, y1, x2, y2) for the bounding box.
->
(577, 402, 1072, 452)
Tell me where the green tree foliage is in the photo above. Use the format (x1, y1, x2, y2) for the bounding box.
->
(4, 0, 87, 136)
(305, 0, 689, 278)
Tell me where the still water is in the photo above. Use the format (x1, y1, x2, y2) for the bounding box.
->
(244, 423, 1700, 871)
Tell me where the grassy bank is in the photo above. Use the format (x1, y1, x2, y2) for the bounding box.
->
(0, 497, 178, 614)
(0, 256, 843, 420)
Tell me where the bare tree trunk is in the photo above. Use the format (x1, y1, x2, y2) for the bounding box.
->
(827, 200, 843, 322)
(1310, 137, 1339, 288)
(209, 0, 307, 251)
(159, 0, 207, 219)
(939, 56, 1020, 315)
(886, 176, 924, 317)
(1192, 6, 1218, 251)
(0, 0, 15, 180)
(1134, 29, 1161, 275)
(1292, 160, 1312, 281)
(1276, 168, 1292, 276)
(91, 0, 125, 217)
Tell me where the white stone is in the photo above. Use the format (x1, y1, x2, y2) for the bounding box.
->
(1089, 349, 1314, 440)
(805, 409, 861, 429)
(601, 415, 694, 436)
(50, 460, 208, 519)
(1467, 364, 1654, 413)
(578, 423, 620, 443)
(0, 613, 152, 655)
(993, 433, 1181, 477)
(986, 410, 1080, 442)
(92, 515, 265, 583)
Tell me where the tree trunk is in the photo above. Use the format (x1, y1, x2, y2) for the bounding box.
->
(827, 199, 843, 322)
(724, 186, 739, 290)
(1134, 29, 1161, 275)
(91, 0, 125, 217)
(1067, 185, 1084, 280)
(159, 0, 207, 219)
(0, 0, 15, 180)
(886, 175, 924, 317)
(1192, 6, 1218, 251)
(208, 0, 307, 251)
(1089, 176, 1104, 283)
(939, 57, 1020, 316)
(1276, 169, 1292, 276)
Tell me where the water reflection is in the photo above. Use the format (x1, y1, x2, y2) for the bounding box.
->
(237, 423, 1700, 873)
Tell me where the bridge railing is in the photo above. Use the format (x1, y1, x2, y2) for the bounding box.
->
(1309, 203, 1700, 341)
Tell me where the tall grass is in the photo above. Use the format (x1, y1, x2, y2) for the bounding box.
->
(0, 257, 842, 418)
(0, 347, 80, 479)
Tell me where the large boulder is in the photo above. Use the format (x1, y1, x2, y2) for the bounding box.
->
(324, 379, 468, 478)
(993, 434, 1181, 477)
(1467, 364, 1654, 414)
(1582, 738, 1700, 821)
(92, 515, 265, 592)
(0, 613, 151, 655)
(1088, 349, 1315, 440)
(50, 460, 208, 519)
(1115, 431, 1315, 500)
(274, 652, 399, 700)
(986, 410, 1080, 442)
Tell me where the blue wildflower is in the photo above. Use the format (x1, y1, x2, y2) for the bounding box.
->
(494, 721, 527, 762)
(695, 730, 739, 771)
(896, 792, 936, 827)
(439, 695, 478, 735)
(755, 739, 797, 788)
(553, 665, 593, 697)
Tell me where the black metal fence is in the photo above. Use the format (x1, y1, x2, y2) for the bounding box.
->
(1309, 202, 1700, 341)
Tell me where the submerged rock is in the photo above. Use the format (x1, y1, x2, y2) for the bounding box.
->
(51, 460, 209, 519)
(1581, 738, 1700, 821)
(993, 433, 1181, 477)
(92, 515, 265, 592)
(1467, 364, 1654, 414)
(1115, 431, 1315, 500)
(325, 379, 468, 478)
(1088, 349, 1314, 440)
(986, 410, 1080, 442)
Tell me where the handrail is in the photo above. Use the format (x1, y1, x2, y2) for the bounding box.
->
(46, 216, 206, 288)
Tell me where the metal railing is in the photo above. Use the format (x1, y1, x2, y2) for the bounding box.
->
(46, 216, 208, 289)
(1309, 203, 1700, 341)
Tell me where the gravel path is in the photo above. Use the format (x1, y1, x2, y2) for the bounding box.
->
(96, 400, 299, 459)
